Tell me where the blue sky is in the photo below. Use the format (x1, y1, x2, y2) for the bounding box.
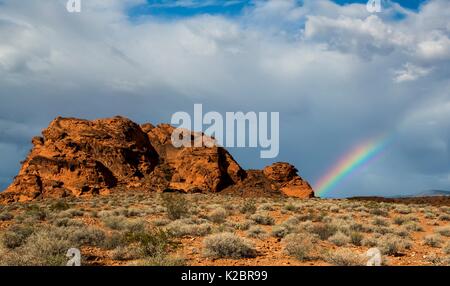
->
(129, 0, 428, 18)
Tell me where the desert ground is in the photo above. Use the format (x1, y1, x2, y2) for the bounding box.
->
(0, 192, 449, 266)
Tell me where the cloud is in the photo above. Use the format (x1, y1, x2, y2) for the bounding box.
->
(0, 0, 449, 197)
(147, 0, 245, 8)
(393, 62, 431, 82)
(417, 33, 450, 60)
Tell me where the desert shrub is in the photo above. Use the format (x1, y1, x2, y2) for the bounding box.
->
(329, 206, 340, 213)
(271, 225, 289, 238)
(208, 207, 228, 223)
(283, 233, 316, 261)
(166, 219, 212, 237)
(392, 216, 407, 225)
(250, 213, 275, 225)
(423, 234, 443, 248)
(311, 223, 337, 240)
(103, 216, 126, 230)
(1, 225, 34, 249)
(258, 203, 274, 211)
(0, 212, 14, 221)
(370, 226, 394, 235)
(25, 207, 47, 221)
(123, 219, 147, 233)
(404, 221, 423, 232)
(377, 235, 412, 255)
(395, 206, 412, 214)
(368, 208, 389, 217)
(424, 254, 450, 266)
(161, 193, 189, 220)
(349, 232, 364, 246)
(328, 231, 350, 246)
(203, 233, 256, 259)
(67, 209, 84, 217)
(246, 226, 268, 239)
(424, 212, 436, 219)
(124, 208, 145, 218)
(70, 226, 106, 247)
(281, 215, 303, 229)
(214, 222, 235, 233)
(372, 217, 390, 227)
(435, 226, 450, 237)
(0, 227, 72, 266)
(443, 241, 450, 255)
(123, 228, 179, 257)
(141, 255, 186, 266)
(240, 199, 257, 215)
(394, 227, 411, 238)
(102, 232, 124, 250)
(111, 245, 141, 261)
(438, 214, 450, 221)
(49, 200, 71, 212)
(153, 218, 171, 227)
(349, 222, 364, 232)
(233, 220, 253, 231)
(325, 249, 364, 266)
(362, 236, 378, 247)
(283, 203, 298, 212)
(52, 217, 84, 227)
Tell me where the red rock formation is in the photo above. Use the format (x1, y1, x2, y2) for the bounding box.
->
(263, 162, 315, 198)
(0, 116, 315, 203)
(141, 123, 245, 193)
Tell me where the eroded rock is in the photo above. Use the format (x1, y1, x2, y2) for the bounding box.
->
(0, 116, 315, 203)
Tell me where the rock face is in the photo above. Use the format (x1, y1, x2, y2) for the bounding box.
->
(263, 163, 315, 198)
(0, 116, 315, 203)
(141, 123, 245, 193)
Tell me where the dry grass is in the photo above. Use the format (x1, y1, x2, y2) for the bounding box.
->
(0, 192, 448, 266)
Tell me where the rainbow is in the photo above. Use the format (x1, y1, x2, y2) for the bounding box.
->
(315, 136, 390, 197)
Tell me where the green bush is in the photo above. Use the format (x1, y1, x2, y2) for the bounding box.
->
(350, 232, 364, 246)
(328, 231, 350, 246)
(208, 207, 228, 223)
(123, 228, 179, 257)
(325, 249, 364, 266)
(283, 233, 316, 261)
(240, 200, 257, 215)
(250, 213, 275, 225)
(203, 233, 256, 259)
(49, 200, 71, 212)
(246, 226, 268, 239)
(0, 212, 14, 221)
(423, 234, 443, 248)
(161, 193, 189, 220)
(377, 235, 412, 255)
(70, 226, 106, 247)
(2, 225, 34, 249)
(311, 223, 337, 240)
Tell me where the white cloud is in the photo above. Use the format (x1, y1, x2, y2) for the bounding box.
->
(393, 62, 431, 82)
(0, 0, 449, 197)
(417, 33, 450, 60)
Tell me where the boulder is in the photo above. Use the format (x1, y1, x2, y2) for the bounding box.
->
(0, 116, 315, 203)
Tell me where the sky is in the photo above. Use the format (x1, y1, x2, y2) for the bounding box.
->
(0, 0, 449, 198)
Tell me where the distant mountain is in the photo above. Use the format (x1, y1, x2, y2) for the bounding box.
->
(411, 190, 450, 197)
(387, 190, 450, 199)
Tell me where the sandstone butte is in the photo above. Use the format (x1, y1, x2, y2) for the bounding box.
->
(0, 116, 315, 204)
